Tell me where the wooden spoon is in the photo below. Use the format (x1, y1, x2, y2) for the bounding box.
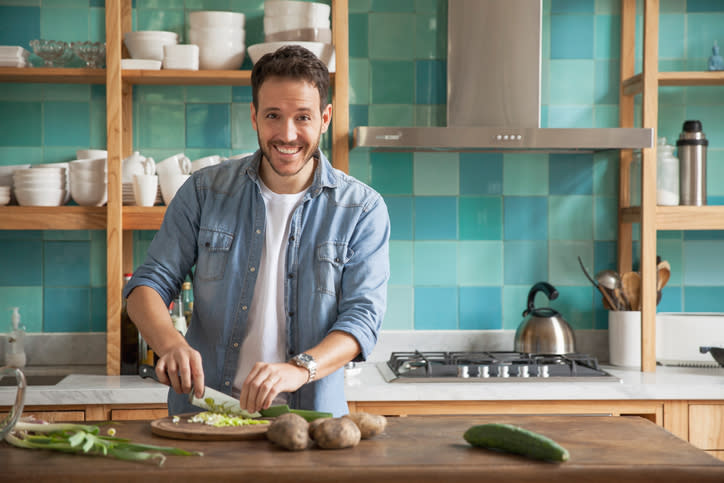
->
(657, 260, 671, 291)
(621, 272, 641, 311)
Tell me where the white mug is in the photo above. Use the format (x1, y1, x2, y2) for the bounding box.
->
(122, 152, 155, 184)
(190, 154, 222, 173)
(133, 173, 158, 207)
(160, 173, 190, 205)
(157, 153, 191, 177)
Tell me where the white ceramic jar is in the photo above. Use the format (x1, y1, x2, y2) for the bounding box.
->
(656, 137, 680, 206)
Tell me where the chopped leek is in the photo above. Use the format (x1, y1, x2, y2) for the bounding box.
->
(187, 411, 270, 428)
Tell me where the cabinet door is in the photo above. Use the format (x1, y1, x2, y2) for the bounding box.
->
(689, 404, 724, 450)
(0, 410, 85, 422)
(111, 408, 168, 420)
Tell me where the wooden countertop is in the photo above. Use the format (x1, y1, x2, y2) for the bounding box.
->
(2, 415, 723, 482)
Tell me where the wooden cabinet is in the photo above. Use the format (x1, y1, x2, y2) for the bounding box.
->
(1, 403, 168, 421)
(689, 404, 724, 460)
(618, 0, 724, 372)
(0, 0, 350, 375)
(0, 409, 85, 422)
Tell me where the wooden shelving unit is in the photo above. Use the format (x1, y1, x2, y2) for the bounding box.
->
(618, 0, 724, 372)
(0, 0, 350, 375)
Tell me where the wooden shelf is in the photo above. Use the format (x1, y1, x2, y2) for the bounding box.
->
(122, 206, 165, 230)
(622, 71, 724, 96)
(0, 206, 106, 229)
(122, 68, 335, 86)
(0, 67, 106, 84)
(622, 205, 724, 230)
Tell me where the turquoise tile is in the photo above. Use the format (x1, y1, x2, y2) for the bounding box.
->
(43, 287, 90, 332)
(594, 15, 620, 59)
(370, 60, 414, 104)
(368, 104, 414, 126)
(414, 104, 445, 127)
(370, 152, 413, 194)
(657, 285, 682, 312)
(44, 101, 90, 147)
(43, 84, 90, 102)
(414, 286, 457, 330)
(89, 101, 107, 150)
(0, 231, 42, 241)
(90, 235, 106, 287)
(687, 0, 724, 12)
(371, 0, 414, 13)
(43, 147, 77, 163)
(683, 241, 724, 285)
(43, 230, 89, 241)
(349, 58, 370, 104)
(414, 241, 456, 285)
(413, 152, 458, 195)
(684, 286, 724, 312)
(549, 60, 594, 104)
(594, 195, 617, 240)
(707, 150, 724, 196)
(594, 105, 619, 128)
(349, 13, 368, 58)
(659, 14, 685, 59)
(502, 153, 548, 196)
(550, 153, 593, 195)
(44, 241, 91, 286)
(415, 12, 445, 60)
(593, 151, 618, 195)
(659, 0, 685, 14)
(348, 148, 370, 184)
(231, 85, 252, 103)
(458, 241, 502, 285)
(686, 13, 724, 61)
(349, 0, 372, 14)
(89, 7, 105, 42)
(388, 240, 413, 285)
(0, 83, 41, 102)
(0, 147, 43, 165)
(90, 286, 106, 332)
(504, 197, 548, 240)
(41, 7, 89, 42)
(547, 105, 594, 128)
(459, 196, 502, 240)
(350, 104, 370, 134)
(549, 240, 592, 285)
(555, 285, 593, 330)
(0, 7, 39, 47)
(185, 0, 231, 9)
(460, 153, 503, 195)
(368, 13, 415, 60)
(594, 59, 619, 104)
(0, 240, 42, 285)
(595, 0, 621, 14)
(549, 195, 593, 240)
(414, 196, 457, 240)
(0, 102, 41, 146)
(135, 85, 185, 103)
(0, 287, 43, 333)
(230, 103, 257, 151)
(657, 238, 683, 285)
(415, 60, 445, 104)
(657, 103, 686, 143)
(504, 241, 548, 285)
(383, 286, 413, 330)
(136, 103, 185, 149)
(186, 104, 230, 149)
(136, 9, 185, 37)
(553, 0, 594, 13)
(138, 0, 184, 7)
(43, 0, 86, 6)
(186, 86, 231, 103)
(502, 285, 530, 329)
(686, 104, 724, 150)
(550, 14, 594, 59)
(384, 196, 413, 240)
(459, 287, 502, 330)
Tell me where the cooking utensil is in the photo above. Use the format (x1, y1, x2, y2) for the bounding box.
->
(699, 346, 724, 367)
(139, 364, 260, 417)
(614, 287, 630, 311)
(596, 269, 625, 310)
(621, 272, 641, 311)
(514, 282, 576, 354)
(0, 366, 25, 440)
(577, 256, 619, 310)
(657, 260, 671, 291)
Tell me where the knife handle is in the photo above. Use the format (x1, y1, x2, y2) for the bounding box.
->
(139, 364, 159, 381)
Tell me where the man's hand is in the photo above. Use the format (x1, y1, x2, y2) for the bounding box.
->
(239, 361, 308, 413)
(155, 343, 205, 399)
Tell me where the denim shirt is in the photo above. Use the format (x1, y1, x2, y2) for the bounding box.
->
(124, 151, 390, 417)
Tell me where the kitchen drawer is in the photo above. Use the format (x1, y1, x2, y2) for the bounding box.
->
(0, 410, 84, 422)
(111, 407, 168, 420)
(689, 404, 724, 450)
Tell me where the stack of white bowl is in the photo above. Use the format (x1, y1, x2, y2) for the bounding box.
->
(0, 186, 10, 205)
(0, 46, 30, 67)
(69, 158, 107, 206)
(123, 31, 178, 68)
(13, 166, 68, 206)
(188, 11, 246, 70)
(249, 1, 334, 71)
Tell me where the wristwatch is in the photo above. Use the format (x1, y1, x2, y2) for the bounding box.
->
(290, 353, 318, 383)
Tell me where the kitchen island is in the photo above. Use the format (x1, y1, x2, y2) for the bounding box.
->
(2, 415, 723, 482)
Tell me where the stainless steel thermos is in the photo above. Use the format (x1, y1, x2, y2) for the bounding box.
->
(677, 120, 708, 206)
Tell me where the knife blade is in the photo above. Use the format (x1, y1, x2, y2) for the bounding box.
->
(138, 364, 260, 418)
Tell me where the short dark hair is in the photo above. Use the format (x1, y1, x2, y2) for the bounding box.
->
(251, 45, 330, 114)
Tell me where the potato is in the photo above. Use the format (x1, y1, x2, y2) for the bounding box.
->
(266, 412, 310, 451)
(343, 412, 387, 439)
(311, 417, 361, 449)
(308, 417, 326, 440)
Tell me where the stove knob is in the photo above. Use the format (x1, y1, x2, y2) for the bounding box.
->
(477, 365, 490, 378)
(457, 365, 470, 378)
(538, 364, 550, 378)
(517, 365, 530, 378)
(497, 364, 510, 378)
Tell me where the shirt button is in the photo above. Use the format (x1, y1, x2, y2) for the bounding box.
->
(250, 267, 256, 272)
(287, 273, 293, 279)
(233, 342, 239, 348)
(256, 229, 261, 234)
(288, 349, 295, 356)
(289, 235, 295, 241)
(242, 305, 248, 311)
(288, 311, 294, 317)
(224, 381, 230, 386)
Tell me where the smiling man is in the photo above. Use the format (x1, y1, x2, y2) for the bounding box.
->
(124, 45, 390, 417)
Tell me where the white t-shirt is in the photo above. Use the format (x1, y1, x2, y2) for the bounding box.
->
(233, 179, 306, 404)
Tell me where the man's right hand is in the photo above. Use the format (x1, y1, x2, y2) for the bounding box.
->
(155, 343, 204, 398)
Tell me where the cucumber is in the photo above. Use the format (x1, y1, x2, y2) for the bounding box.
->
(463, 423, 570, 462)
(259, 404, 332, 421)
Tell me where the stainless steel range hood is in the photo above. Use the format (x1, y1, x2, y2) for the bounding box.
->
(353, 0, 653, 152)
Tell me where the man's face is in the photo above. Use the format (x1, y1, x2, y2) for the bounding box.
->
(250, 76, 331, 181)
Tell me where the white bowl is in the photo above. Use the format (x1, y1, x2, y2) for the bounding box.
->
(15, 188, 66, 207)
(247, 41, 334, 70)
(14, 178, 66, 190)
(265, 27, 332, 43)
(196, 42, 246, 70)
(264, 1, 330, 19)
(188, 27, 245, 45)
(70, 169, 106, 184)
(124, 30, 178, 40)
(263, 14, 330, 35)
(163, 44, 199, 70)
(76, 149, 107, 159)
(160, 173, 190, 205)
(70, 179, 107, 206)
(0, 164, 31, 178)
(0, 194, 10, 206)
(121, 58, 162, 70)
(124, 31, 178, 61)
(188, 10, 245, 29)
(14, 168, 65, 179)
(70, 157, 107, 171)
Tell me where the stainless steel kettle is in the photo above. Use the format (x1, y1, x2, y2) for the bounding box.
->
(514, 282, 576, 354)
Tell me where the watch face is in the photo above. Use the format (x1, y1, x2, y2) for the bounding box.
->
(297, 353, 313, 364)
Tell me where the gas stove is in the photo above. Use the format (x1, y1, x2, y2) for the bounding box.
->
(377, 351, 620, 383)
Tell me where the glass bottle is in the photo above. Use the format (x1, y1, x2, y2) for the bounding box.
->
(630, 150, 641, 206)
(656, 137, 679, 206)
(120, 273, 140, 375)
(181, 281, 193, 327)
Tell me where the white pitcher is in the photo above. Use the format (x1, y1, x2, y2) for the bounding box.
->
(122, 151, 156, 184)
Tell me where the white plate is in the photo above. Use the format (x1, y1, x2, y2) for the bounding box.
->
(121, 59, 162, 70)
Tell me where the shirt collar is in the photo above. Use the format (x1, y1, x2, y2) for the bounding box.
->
(245, 149, 338, 197)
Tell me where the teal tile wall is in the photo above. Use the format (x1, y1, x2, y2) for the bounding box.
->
(1, 0, 724, 337)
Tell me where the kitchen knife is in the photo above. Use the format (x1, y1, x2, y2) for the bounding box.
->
(138, 364, 260, 418)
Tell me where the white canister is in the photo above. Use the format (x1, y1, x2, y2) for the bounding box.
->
(656, 137, 679, 206)
(608, 310, 641, 367)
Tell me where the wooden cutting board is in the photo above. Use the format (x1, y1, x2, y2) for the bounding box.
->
(150, 413, 271, 441)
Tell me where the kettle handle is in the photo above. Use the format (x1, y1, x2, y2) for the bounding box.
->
(523, 282, 559, 317)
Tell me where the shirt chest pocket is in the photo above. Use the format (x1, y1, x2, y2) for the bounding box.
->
(316, 241, 353, 296)
(197, 228, 234, 281)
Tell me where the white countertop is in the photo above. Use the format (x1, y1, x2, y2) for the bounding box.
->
(2, 363, 724, 408)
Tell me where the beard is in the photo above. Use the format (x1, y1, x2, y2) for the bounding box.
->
(257, 130, 322, 178)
